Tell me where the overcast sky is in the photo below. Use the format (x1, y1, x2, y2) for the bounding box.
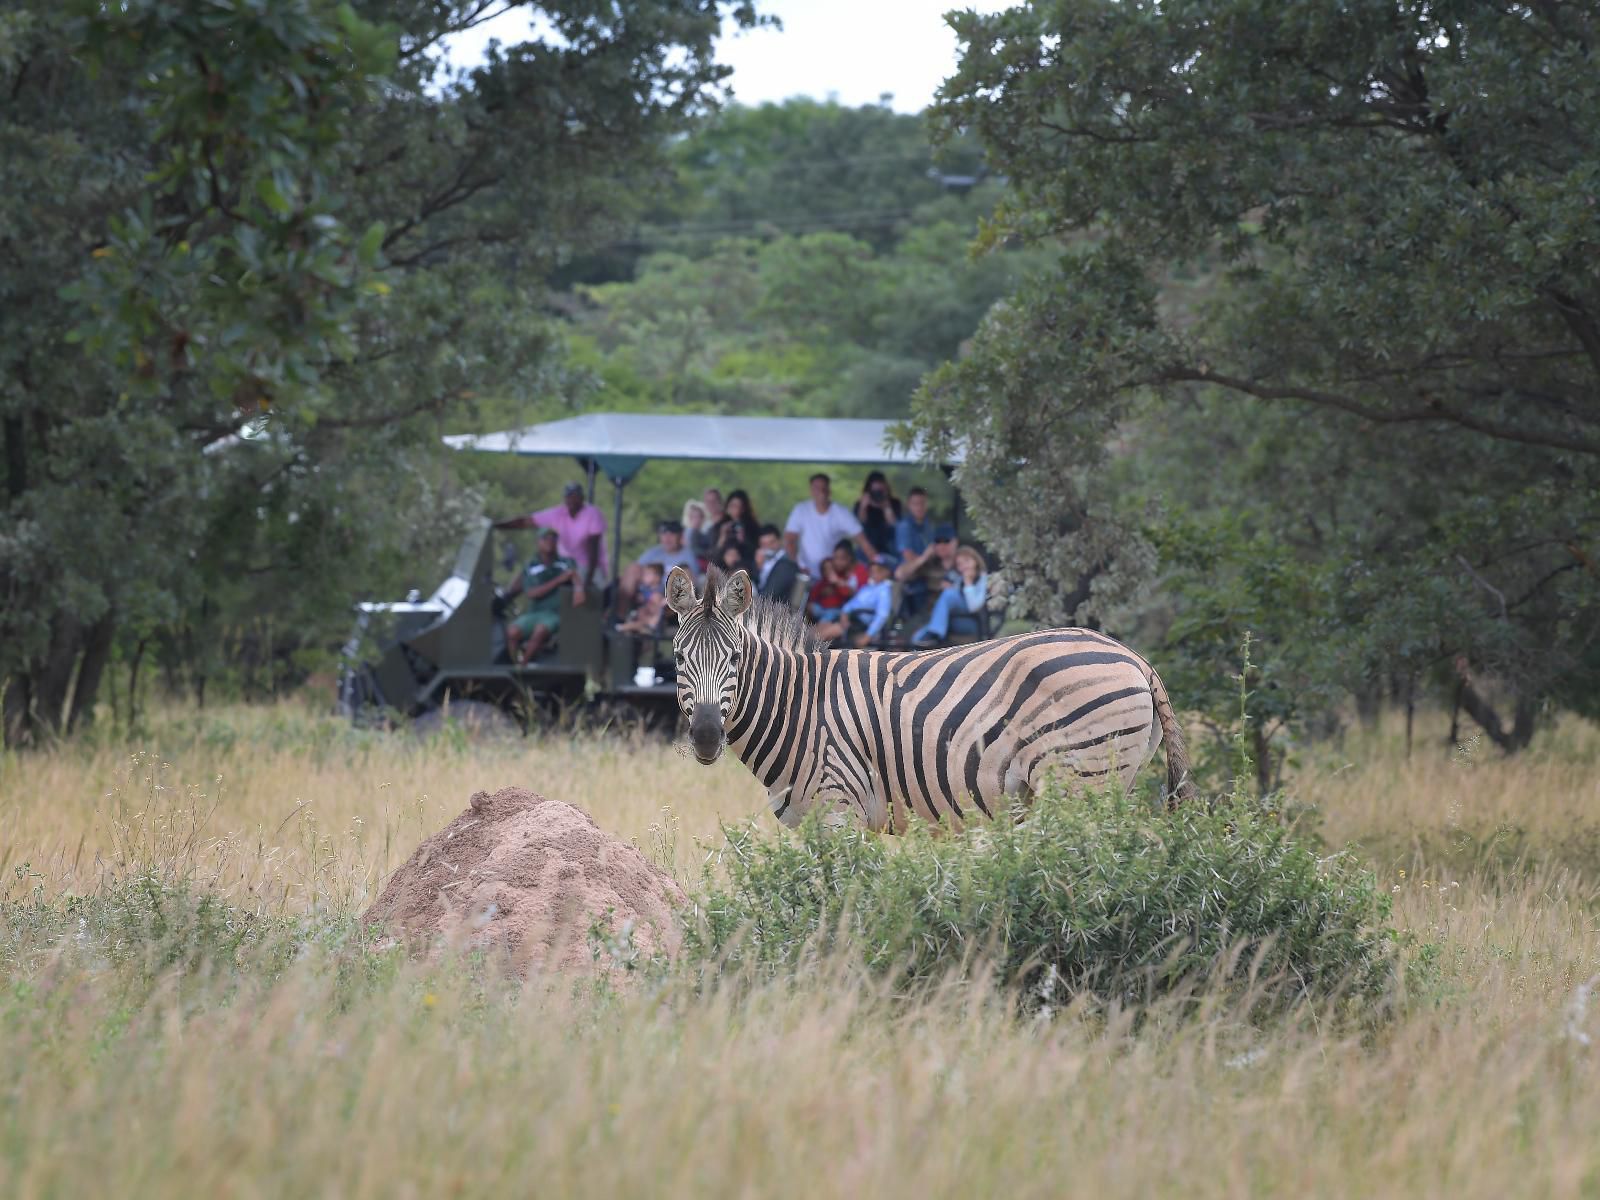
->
(440, 1, 1012, 113)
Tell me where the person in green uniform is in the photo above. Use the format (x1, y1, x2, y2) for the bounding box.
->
(507, 527, 583, 665)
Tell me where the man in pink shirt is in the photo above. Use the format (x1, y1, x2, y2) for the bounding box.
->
(495, 482, 609, 588)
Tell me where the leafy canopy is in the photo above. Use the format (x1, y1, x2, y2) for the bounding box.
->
(1, 0, 756, 741)
(909, 0, 1600, 748)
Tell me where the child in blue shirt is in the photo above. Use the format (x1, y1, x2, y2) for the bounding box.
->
(813, 557, 896, 648)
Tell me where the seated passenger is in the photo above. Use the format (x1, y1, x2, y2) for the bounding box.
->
(682, 499, 715, 566)
(713, 489, 760, 565)
(506, 527, 582, 665)
(853, 471, 903, 562)
(784, 473, 876, 577)
(494, 481, 608, 593)
(911, 544, 989, 647)
(618, 520, 700, 616)
(616, 562, 667, 636)
(754, 524, 801, 605)
(894, 486, 933, 558)
(812, 557, 895, 648)
(718, 541, 755, 577)
(808, 538, 868, 621)
(896, 522, 958, 617)
(702, 487, 725, 528)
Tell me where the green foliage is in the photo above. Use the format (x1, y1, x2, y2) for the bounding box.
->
(1145, 516, 1342, 792)
(682, 783, 1394, 1013)
(629, 97, 996, 259)
(910, 0, 1600, 744)
(569, 217, 1041, 422)
(1, 0, 758, 742)
(449, 98, 1043, 566)
(5, 871, 300, 983)
(68, 0, 394, 408)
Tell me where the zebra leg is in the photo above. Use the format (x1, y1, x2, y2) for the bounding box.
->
(768, 784, 803, 829)
(770, 786, 867, 831)
(818, 790, 870, 832)
(1003, 757, 1032, 799)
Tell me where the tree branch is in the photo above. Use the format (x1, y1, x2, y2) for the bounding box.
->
(397, 1, 511, 63)
(307, 391, 455, 431)
(1543, 287, 1600, 379)
(1454, 554, 1507, 619)
(1154, 367, 1600, 457)
(1509, 561, 1581, 612)
(1038, 119, 1156, 145)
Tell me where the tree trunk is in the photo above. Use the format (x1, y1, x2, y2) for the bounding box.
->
(1404, 674, 1416, 759)
(67, 615, 116, 733)
(1509, 695, 1537, 753)
(1253, 722, 1274, 797)
(1458, 679, 1539, 754)
(3, 414, 24, 499)
(107, 641, 122, 731)
(128, 637, 148, 731)
(30, 612, 86, 741)
(2, 671, 31, 748)
(2, 415, 33, 747)
(1, 612, 110, 746)
(1354, 684, 1383, 729)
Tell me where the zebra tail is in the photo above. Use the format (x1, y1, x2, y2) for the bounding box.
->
(1147, 666, 1197, 809)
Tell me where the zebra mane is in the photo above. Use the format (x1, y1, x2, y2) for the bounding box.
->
(743, 591, 822, 651)
(700, 565, 820, 651)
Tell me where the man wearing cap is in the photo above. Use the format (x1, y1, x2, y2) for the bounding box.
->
(506, 527, 582, 666)
(617, 519, 701, 620)
(895, 522, 959, 617)
(495, 482, 608, 591)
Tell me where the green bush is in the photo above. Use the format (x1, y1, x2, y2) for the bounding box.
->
(683, 785, 1394, 1013)
(1, 874, 401, 1010)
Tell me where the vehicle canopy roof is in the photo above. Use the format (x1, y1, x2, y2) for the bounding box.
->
(442, 413, 960, 484)
(444, 412, 965, 581)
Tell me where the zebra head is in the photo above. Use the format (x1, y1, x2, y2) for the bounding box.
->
(666, 566, 753, 764)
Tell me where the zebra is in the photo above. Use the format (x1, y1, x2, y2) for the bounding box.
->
(666, 566, 1195, 832)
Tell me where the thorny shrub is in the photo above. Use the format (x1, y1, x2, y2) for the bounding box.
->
(682, 782, 1394, 1015)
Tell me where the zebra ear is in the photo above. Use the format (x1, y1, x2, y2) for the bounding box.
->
(664, 566, 698, 615)
(718, 569, 753, 618)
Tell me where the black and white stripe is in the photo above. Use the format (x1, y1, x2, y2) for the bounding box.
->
(668, 567, 1195, 832)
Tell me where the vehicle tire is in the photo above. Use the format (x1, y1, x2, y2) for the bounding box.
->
(411, 698, 522, 741)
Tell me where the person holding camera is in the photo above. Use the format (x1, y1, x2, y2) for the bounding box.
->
(854, 470, 903, 562)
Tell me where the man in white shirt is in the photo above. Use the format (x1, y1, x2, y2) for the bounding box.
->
(784, 473, 877, 577)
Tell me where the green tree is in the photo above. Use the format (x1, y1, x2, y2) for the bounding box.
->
(912, 0, 1600, 749)
(1, 0, 756, 743)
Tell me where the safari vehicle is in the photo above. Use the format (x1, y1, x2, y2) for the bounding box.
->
(337, 413, 965, 732)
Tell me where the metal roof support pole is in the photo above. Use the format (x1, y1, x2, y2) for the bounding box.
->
(585, 457, 598, 503)
(610, 476, 625, 590)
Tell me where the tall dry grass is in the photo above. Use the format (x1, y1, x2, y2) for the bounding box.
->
(0, 701, 768, 908)
(3, 700, 1600, 1197)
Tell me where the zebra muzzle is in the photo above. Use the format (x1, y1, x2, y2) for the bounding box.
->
(688, 703, 725, 764)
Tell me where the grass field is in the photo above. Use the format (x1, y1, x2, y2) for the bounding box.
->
(4, 703, 1600, 1197)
